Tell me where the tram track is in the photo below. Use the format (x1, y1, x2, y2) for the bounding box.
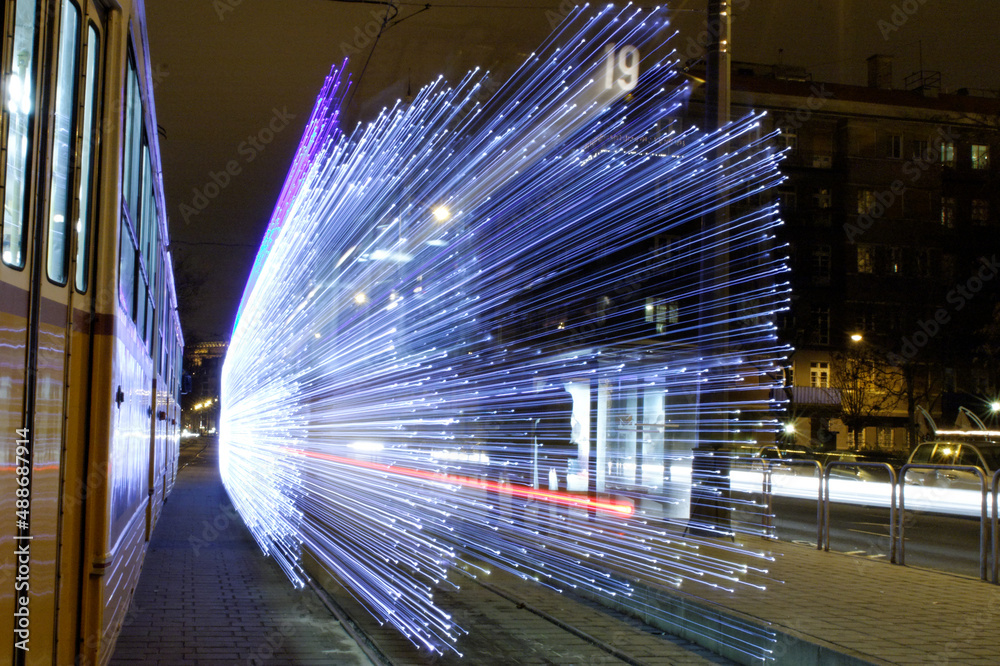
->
(306, 553, 733, 666)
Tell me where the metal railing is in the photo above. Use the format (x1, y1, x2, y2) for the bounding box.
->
(745, 457, 823, 548)
(822, 462, 897, 563)
(993, 469, 1000, 584)
(898, 463, 989, 580)
(738, 458, 1000, 584)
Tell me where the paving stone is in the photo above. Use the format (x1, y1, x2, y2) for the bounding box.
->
(109, 436, 1000, 665)
(109, 437, 372, 666)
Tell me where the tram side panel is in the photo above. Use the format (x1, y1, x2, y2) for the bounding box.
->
(75, 1, 177, 662)
(0, 248, 30, 659)
(1, 2, 75, 660)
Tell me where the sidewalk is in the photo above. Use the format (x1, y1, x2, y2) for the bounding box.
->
(109, 436, 1000, 665)
(749, 536, 1000, 664)
(109, 437, 373, 666)
(586, 526, 1000, 665)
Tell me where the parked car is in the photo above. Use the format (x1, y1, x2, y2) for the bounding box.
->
(817, 451, 893, 483)
(904, 440, 1000, 491)
(754, 444, 817, 462)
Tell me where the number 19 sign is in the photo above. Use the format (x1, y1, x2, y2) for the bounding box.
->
(604, 43, 640, 92)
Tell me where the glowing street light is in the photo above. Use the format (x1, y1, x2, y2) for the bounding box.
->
(850, 333, 863, 342)
(991, 401, 1000, 414)
(432, 205, 450, 222)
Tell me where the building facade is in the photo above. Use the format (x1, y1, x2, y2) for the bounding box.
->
(184, 340, 228, 434)
(709, 58, 1000, 452)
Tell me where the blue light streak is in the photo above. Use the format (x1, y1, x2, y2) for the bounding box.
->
(223, 5, 791, 659)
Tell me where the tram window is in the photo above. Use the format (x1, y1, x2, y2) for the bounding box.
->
(123, 55, 143, 218)
(76, 23, 101, 292)
(47, 0, 81, 285)
(119, 225, 136, 320)
(1, 0, 39, 268)
(139, 143, 151, 247)
(143, 276, 153, 349)
(136, 276, 147, 334)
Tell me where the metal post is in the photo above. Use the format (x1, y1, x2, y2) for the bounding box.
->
(992, 470, 999, 584)
(898, 463, 989, 578)
(688, 0, 734, 538)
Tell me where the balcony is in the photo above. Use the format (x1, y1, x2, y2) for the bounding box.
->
(789, 386, 840, 406)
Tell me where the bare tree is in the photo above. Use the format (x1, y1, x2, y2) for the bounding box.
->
(831, 345, 897, 450)
(880, 359, 943, 451)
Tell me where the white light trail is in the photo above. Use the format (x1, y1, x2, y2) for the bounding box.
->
(222, 5, 790, 659)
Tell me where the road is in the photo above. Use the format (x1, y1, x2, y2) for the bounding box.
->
(732, 493, 988, 579)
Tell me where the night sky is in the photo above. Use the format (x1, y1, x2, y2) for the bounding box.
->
(144, 0, 1000, 343)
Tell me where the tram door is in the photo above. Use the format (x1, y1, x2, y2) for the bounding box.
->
(0, 0, 41, 653)
(0, 1, 106, 662)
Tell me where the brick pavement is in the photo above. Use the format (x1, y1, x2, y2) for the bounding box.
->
(584, 528, 1000, 665)
(108, 436, 1000, 665)
(731, 534, 1000, 665)
(109, 437, 373, 666)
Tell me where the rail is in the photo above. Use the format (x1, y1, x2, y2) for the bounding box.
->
(897, 463, 989, 581)
(993, 469, 1000, 584)
(737, 458, 1000, 584)
(822, 462, 897, 563)
(743, 457, 823, 548)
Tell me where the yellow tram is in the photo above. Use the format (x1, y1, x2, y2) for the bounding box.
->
(0, 1, 182, 663)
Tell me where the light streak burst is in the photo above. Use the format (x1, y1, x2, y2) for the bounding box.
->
(222, 5, 791, 659)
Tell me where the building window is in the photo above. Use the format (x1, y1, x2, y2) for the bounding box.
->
(810, 307, 830, 345)
(972, 144, 990, 170)
(857, 245, 876, 274)
(876, 426, 893, 449)
(813, 188, 832, 209)
(941, 196, 956, 228)
(889, 134, 903, 159)
(942, 253, 956, 281)
(857, 189, 876, 215)
(941, 141, 955, 166)
(889, 246, 903, 274)
(810, 361, 830, 388)
(645, 297, 678, 333)
(856, 309, 877, 334)
(916, 248, 932, 277)
(972, 198, 989, 224)
(811, 245, 831, 282)
(912, 139, 929, 160)
(940, 141, 955, 167)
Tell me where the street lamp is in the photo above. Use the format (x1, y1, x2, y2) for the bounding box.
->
(850, 333, 863, 342)
(432, 205, 450, 222)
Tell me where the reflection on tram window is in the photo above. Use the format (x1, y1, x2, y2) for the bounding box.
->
(76, 24, 101, 292)
(47, 0, 81, 285)
(2, 0, 39, 269)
